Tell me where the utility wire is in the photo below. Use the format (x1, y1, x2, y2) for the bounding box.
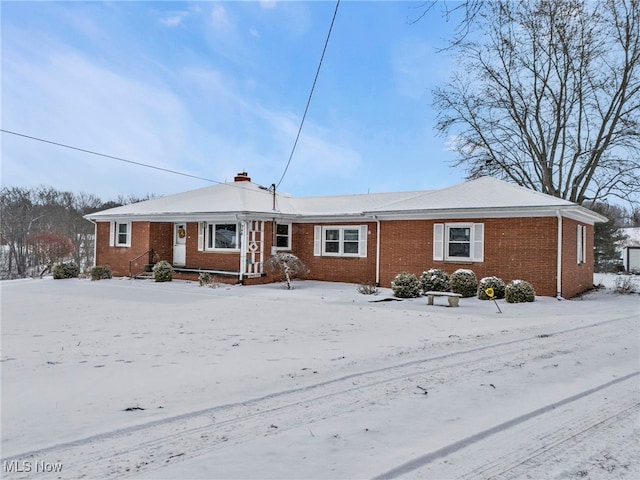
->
(275, 0, 340, 190)
(0, 129, 220, 184)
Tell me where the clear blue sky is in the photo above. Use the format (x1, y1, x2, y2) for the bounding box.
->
(1, 0, 466, 200)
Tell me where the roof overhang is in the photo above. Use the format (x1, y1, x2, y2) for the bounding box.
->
(363, 205, 608, 224)
(85, 204, 607, 225)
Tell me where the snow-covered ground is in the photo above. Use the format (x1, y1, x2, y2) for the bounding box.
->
(1, 274, 638, 479)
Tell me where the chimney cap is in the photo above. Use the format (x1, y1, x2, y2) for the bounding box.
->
(234, 171, 251, 182)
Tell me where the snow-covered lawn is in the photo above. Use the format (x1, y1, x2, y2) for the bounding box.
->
(1, 275, 638, 479)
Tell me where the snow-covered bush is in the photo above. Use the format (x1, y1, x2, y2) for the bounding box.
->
(391, 272, 421, 298)
(420, 268, 450, 292)
(505, 280, 536, 303)
(450, 269, 478, 298)
(90, 266, 112, 281)
(152, 260, 174, 282)
(477, 276, 506, 300)
(264, 252, 308, 289)
(52, 262, 80, 279)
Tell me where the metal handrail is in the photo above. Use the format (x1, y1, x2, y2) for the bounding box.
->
(129, 249, 154, 278)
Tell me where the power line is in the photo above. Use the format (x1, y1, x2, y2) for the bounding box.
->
(0, 129, 220, 184)
(275, 0, 341, 190)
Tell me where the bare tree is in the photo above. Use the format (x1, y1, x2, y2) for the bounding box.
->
(0, 186, 125, 278)
(433, 0, 640, 206)
(27, 231, 75, 277)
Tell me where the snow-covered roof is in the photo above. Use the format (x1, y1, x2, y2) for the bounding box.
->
(85, 176, 607, 224)
(620, 227, 640, 247)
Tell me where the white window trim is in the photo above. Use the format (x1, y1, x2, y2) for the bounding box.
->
(577, 224, 587, 264)
(109, 221, 131, 248)
(205, 222, 241, 252)
(314, 225, 367, 258)
(275, 222, 292, 250)
(434, 222, 484, 262)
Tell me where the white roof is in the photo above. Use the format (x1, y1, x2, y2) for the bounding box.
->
(621, 227, 640, 247)
(86, 176, 607, 224)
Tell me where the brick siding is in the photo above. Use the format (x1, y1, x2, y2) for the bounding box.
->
(95, 216, 594, 297)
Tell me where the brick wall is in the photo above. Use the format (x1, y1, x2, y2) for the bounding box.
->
(292, 222, 378, 285)
(561, 218, 594, 298)
(95, 221, 174, 277)
(376, 217, 560, 297)
(96, 216, 593, 297)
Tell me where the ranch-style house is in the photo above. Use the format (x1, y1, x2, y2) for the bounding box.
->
(86, 173, 607, 298)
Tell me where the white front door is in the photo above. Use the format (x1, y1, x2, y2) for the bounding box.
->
(173, 223, 187, 266)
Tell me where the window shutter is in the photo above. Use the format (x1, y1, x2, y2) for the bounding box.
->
(433, 224, 444, 261)
(108, 222, 115, 247)
(313, 226, 322, 256)
(358, 225, 368, 258)
(577, 224, 583, 264)
(582, 226, 587, 263)
(198, 222, 205, 252)
(472, 223, 484, 262)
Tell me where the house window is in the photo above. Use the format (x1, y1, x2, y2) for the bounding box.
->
(447, 226, 471, 259)
(110, 221, 131, 247)
(207, 223, 240, 250)
(275, 223, 291, 249)
(314, 225, 368, 257)
(577, 225, 587, 264)
(434, 223, 484, 262)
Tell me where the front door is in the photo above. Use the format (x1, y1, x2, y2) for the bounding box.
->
(173, 223, 187, 266)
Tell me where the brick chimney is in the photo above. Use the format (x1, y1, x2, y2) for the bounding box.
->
(234, 171, 251, 182)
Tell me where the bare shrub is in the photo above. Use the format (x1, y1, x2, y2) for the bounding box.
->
(264, 253, 308, 289)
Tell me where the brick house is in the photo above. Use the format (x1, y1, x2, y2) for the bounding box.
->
(85, 173, 606, 298)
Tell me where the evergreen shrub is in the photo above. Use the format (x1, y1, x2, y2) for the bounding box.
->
(420, 268, 450, 292)
(90, 266, 112, 281)
(505, 280, 536, 303)
(477, 276, 506, 300)
(52, 262, 80, 279)
(152, 260, 174, 282)
(391, 272, 421, 298)
(450, 269, 478, 298)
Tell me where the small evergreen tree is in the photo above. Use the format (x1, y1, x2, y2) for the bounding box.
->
(589, 202, 627, 272)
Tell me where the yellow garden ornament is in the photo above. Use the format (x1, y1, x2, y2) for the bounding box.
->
(485, 287, 502, 313)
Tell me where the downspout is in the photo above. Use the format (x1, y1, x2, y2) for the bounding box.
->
(373, 215, 381, 286)
(238, 220, 248, 285)
(556, 210, 563, 299)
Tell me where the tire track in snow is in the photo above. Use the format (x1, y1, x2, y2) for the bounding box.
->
(371, 371, 639, 480)
(1, 314, 636, 479)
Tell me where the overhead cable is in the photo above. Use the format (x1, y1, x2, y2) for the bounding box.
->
(275, 0, 341, 190)
(0, 129, 220, 184)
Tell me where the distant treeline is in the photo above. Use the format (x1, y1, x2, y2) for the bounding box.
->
(0, 186, 153, 279)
